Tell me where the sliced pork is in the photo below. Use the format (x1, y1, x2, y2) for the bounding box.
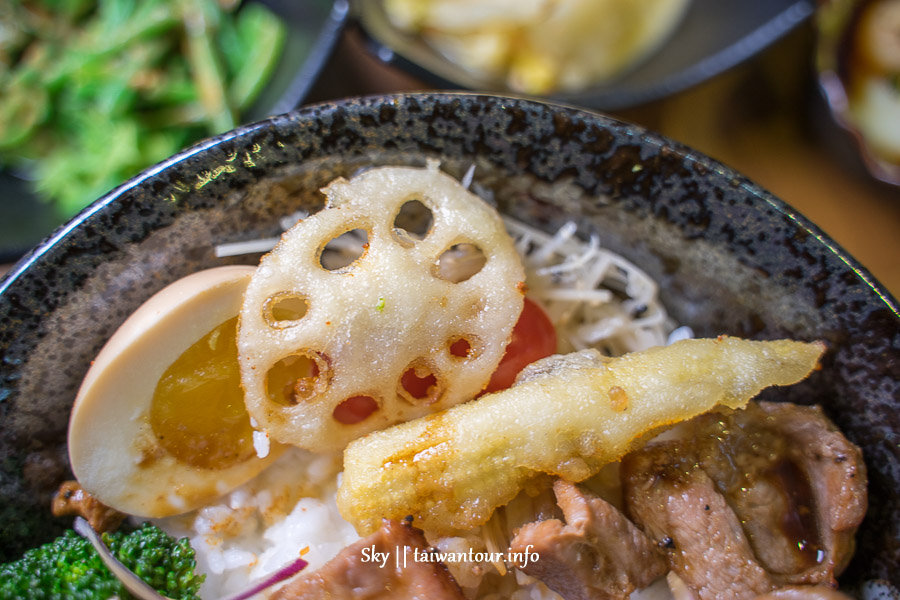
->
(746, 402, 866, 583)
(622, 401, 866, 600)
(272, 519, 465, 600)
(51, 480, 126, 533)
(508, 479, 666, 600)
(623, 445, 777, 600)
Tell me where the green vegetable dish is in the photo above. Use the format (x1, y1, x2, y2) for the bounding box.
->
(0, 0, 286, 217)
(0, 523, 204, 600)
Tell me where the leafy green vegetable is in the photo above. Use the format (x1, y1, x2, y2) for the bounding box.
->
(0, 0, 286, 217)
(0, 522, 204, 600)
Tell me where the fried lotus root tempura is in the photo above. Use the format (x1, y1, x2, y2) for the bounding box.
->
(337, 337, 825, 536)
(238, 162, 525, 451)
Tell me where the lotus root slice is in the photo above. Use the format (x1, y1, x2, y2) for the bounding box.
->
(238, 162, 526, 451)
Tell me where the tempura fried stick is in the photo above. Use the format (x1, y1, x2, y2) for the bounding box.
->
(337, 337, 825, 536)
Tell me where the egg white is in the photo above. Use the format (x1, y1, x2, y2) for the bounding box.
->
(68, 266, 283, 518)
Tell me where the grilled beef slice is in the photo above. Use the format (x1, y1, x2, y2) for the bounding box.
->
(509, 479, 666, 600)
(622, 401, 866, 600)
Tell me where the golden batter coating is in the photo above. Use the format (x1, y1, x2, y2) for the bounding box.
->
(337, 337, 825, 536)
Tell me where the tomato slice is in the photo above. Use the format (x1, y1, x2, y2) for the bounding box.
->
(483, 297, 557, 393)
(401, 368, 438, 401)
(333, 395, 378, 424)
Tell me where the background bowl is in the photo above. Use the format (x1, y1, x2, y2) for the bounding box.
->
(815, 0, 900, 188)
(0, 93, 898, 590)
(357, 0, 816, 109)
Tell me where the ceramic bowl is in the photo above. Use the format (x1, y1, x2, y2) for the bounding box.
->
(0, 93, 897, 591)
(356, 0, 815, 110)
(816, 0, 900, 187)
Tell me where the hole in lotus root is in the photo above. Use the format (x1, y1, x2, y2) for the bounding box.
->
(392, 199, 433, 246)
(448, 336, 475, 358)
(320, 228, 369, 271)
(266, 352, 328, 406)
(399, 362, 441, 404)
(263, 293, 309, 328)
(333, 395, 379, 424)
(433, 243, 486, 283)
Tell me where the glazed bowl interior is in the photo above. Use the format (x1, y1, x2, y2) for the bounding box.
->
(0, 93, 898, 590)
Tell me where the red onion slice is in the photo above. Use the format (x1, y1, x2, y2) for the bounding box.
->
(219, 554, 309, 600)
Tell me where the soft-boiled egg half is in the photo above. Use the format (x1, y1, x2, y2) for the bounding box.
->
(69, 266, 283, 518)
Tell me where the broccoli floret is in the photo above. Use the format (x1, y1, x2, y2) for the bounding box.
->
(0, 523, 205, 600)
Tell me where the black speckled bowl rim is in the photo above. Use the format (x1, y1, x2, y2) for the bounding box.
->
(1, 93, 898, 589)
(1, 126, 264, 293)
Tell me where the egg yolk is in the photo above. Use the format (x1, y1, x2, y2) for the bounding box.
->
(150, 316, 256, 470)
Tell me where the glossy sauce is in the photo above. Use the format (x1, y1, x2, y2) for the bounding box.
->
(766, 457, 822, 571)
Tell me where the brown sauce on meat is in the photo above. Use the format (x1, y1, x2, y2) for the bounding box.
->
(623, 401, 867, 599)
(766, 458, 822, 572)
(691, 409, 824, 577)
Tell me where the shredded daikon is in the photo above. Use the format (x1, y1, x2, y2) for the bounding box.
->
(503, 217, 680, 356)
(216, 238, 281, 258)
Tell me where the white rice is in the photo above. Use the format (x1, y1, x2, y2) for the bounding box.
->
(178, 216, 686, 598)
(153, 448, 357, 599)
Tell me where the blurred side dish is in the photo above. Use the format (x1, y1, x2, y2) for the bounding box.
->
(848, 0, 900, 165)
(0, 0, 285, 216)
(818, 0, 900, 183)
(383, 0, 691, 95)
